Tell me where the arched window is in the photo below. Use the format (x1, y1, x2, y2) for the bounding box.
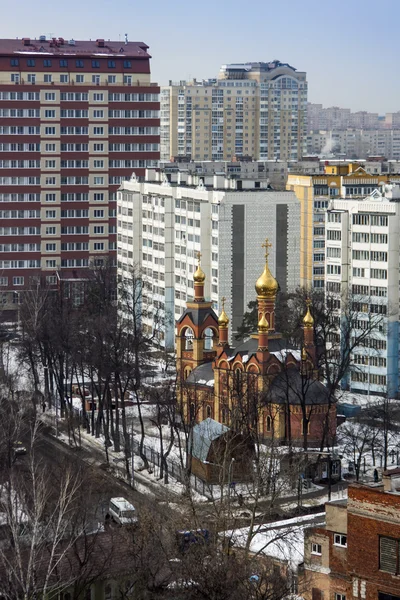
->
(221, 406, 228, 424)
(206, 405, 212, 419)
(234, 368, 242, 393)
(301, 419, 311, 435)
(203, 327, 215, 351)
(190, 403, 196, 421)
(184, 366, 192, 380)
(184, 328, 194, 350)
(266, 415, 272, 432)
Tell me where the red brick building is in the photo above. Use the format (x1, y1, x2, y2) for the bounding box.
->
(303, 474, 400, 600)
(176, 243, 336, 447)
(0, 36, 159, 317)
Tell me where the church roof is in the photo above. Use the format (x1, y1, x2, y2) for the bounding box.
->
(186, 362, 214, 386)
(190, 418, 230, 462)
(177, 306, 218, 327)
(231, 336, 299, 358)
(268, 369, 332, 405)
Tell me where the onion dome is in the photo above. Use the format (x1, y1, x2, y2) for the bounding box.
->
(255, 238, 278, 298)
(218, 297, 229, 328)
(303, 299, 314, 328)
(258, 313, 269, 332)
(193, 251, 206, 283)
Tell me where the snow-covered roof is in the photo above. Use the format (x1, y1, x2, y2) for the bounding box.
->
(190, 418, 229, 462)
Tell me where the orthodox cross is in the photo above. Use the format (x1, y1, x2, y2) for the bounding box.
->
(261, 238, 272, 260)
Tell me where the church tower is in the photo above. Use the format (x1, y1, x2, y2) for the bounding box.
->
(176, 252, 219, 382)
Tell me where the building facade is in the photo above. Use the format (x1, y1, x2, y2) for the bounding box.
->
(306, 129, 400, 161)
(325, 186, 400, 397)
(303, 475, 400, 600)
(117, 168, 300, 346)
(286, 164, 395, 289)
(160, 61, 307, 163)
(0, 36, 159, 317)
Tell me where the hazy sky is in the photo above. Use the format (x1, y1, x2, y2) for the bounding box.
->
(1, 0, 399, 113)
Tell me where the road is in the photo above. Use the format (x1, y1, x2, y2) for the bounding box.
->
(16, 420, 177, 532)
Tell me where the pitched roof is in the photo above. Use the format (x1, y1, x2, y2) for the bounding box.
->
(185, 362, 214, 386)
(268, 369, 332, 405)
(191, 418, 229, 462)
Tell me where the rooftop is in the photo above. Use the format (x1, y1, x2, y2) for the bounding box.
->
(0, 37, 150, 58)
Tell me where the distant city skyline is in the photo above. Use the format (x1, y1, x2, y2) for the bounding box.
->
(1, 0, 399, 113)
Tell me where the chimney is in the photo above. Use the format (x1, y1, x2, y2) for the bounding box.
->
(22, 38, 31, 46)
(96, 39, 105, 47)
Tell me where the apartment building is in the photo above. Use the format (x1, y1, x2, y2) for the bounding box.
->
(325, 186, 400, 396)
(302, 475, 400, 600)
(307, 129, 400, 160)
(160, 158, 322, 190)
(307, 104, 381, 133)
(0, 35, 159, 317)
(117, 168, 300, 347)
(160, 61, 307, 163)
(287, 163, 395, 289)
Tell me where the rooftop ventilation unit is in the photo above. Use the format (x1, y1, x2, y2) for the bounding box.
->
(39, 35, 46, 42)
(96, 39, 105, 47)
(68, 39, 75, 46)
(22, 38, 30, 46)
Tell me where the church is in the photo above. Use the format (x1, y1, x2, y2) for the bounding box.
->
(176, 241, 337, 448)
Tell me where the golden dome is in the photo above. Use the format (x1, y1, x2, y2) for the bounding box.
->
(303, 300, 314, 328)
(193, 251, 206, 283)
(218, 297, 229, 327)
(258, 313, 269, 332)
(255, 238, 278, 298)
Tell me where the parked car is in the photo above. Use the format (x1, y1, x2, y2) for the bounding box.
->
(106, 497, 138, 526)
(13, 442, 27, 457)
(176, 529, 210, 554)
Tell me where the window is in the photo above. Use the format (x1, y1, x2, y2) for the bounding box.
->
(93, 127, 104, 135)
(94, 176, 104, 185)
(334, 595, 346, 600)
(92, 75, 100, 84)
(45, 92, 56, 101)
(94, 143, 104, 152)
(45, 210, 56, 219)
(44, 60, 52, 68)
(266, 415, 272, 432)
(93, 110, 104, 118)
(94, 242, 104, 250)
(11, 74, 20, 83)
(45, 143, 56, 152)
(27, 59, 35, 67)
(124, 75, 132, 85)
(45, 259, 56, 268)
(93, 93, 104, 102)
(0, 277, 8, 286)
(123, 60, 131, 68)
(44, 74, 52, 83)
(108, 60, 115, 68)
(76, 60, 84, 68)
(108, 75, 116, 83)
(45, 226, 56, 235)
(92, 60, 100, 68)
(45, 243, 56, 252)
(94, 193, 104, 201)
(45, 127, 56, 135)
(45, 193, 56, 202)
(333, 534, 347, 547)
(60, 74, 69, 83)
(311, 543, 322, 555)
(379, 537, 398, 574)
(46, 275, 57, 284)
(27, 74, 36, 84)
(13, 277, 24, 285)
(45, 110, 56, 118)
(94, 210, 104, 218)
(10, 58, 19, 66)
(59, 59, 68, 67)
(45, 177, 56, 185)
(76, 74, 84, 83)
(94, 160, 104, 168)
(94, 225, 104, 234)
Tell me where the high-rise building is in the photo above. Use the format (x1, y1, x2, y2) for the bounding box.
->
(160, 61, 307, 163)
(325, 186, 400, 397)
(117, 168, 300, 347)
(0, 36, 159, 317)
(287, 163, 394, 289)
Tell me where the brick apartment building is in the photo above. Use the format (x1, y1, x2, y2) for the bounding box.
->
(0, 35, 160, 319)
(302, 473, 400, 600)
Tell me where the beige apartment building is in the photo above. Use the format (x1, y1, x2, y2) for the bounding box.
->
(160, 61, 307, 162)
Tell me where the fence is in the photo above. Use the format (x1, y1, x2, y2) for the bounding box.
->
(131, 438, 213, 499)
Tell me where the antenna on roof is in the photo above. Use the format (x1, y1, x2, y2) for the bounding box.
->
(124, 33, 128, 45)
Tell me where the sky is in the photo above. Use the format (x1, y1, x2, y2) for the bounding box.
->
(1, 0, 399, 113)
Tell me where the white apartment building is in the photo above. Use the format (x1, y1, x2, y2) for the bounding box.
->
(307, 129, 400, 160)
(325, 185, 400, 396)
(117, 168, 301, 347)
(161, 61, 307, 163)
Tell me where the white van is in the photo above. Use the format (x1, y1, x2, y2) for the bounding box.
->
(107, 497, 138, 526)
